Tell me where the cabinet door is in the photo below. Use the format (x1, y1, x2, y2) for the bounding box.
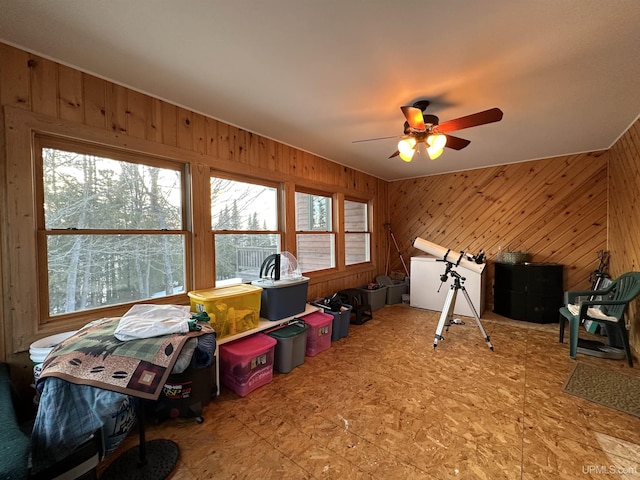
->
(494, 288, 527, 320)
(527, 264, 563, 294)
(494, 262, 563, 322)
(494, 263, 527, 292)
(527, 294, 562, 323)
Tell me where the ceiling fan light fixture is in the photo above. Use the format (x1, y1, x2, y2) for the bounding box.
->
(355, 101, 502, 163)
(427, 133, 447, 150)
(398, 137, 416, 154)
(399, 149, 415, 162)
(427, 145, 444, 160)
(398, 138, 416, 161)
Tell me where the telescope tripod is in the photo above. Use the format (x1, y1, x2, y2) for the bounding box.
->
(433, 269, 494, 351)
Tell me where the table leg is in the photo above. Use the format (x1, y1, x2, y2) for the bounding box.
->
(100, 398, 179, 480)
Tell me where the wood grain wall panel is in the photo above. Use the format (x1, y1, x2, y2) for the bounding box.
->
(82, 74, 107, 129)
(177, 107, 194, 151)
(233, 127, 248, 164)
(0, 45, 30, 109)
(147, 98, 163, 143)
(192, 112, 206, 155)
(126, 89, 148, 140)
(191, 163, 214, 289)
(28, 54, 58, 117)
(57, 64, 84, 123)
(106, 83, 128, 133)
(216, 122, 230, 160)
(609, 119, 640, 353)
(389, 152, 608, 312)
(204, 116, 218, 157)
(263, 136, 277, 173)
(255, 133, 271, 170)
(160, 101, 177, 147)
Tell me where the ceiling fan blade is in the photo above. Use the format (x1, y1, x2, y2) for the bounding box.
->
(436, 108, 503, 133)
(444, 135, 471, 150)
(352, 134, 399, 143)
(401, 106, 426, 131)
(388, 150, 400, 159)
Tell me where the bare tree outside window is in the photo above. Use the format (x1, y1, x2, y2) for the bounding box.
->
(40, 143, 186, 317)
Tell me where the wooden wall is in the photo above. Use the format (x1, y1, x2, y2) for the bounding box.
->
(608, 118, 640, 350)
(388, 151, 609, 311)
(390, 131, 640, 355)
(0, 42, 388, 367)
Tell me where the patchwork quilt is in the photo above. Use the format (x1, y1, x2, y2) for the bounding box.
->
(39, 317, 214, 400)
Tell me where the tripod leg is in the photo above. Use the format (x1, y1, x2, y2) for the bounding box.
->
(460, 287, 494, 351)
(434, 285, 457, 349)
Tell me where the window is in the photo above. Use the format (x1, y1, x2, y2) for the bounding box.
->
(36, 136, 187, 320)
(295, 190, 335, 272)
(344, 199, 371, 265)
(210, 175, 282, 284)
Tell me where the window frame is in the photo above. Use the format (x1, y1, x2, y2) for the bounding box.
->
(344, 197, 372, 266)
(33, 134, 190, 326)
(294, 187, 337, 274)
(209, 170, 284, 285)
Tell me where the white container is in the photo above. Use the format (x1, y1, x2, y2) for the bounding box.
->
(29, 331, 77, 363)
(29, 331, 77, 383)
(410, 255, 485, 317)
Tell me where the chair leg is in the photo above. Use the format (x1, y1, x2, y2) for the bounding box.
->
(616, 323, 634, 367)
(559, 314, 565, 343)
(569, 317, 580, 359)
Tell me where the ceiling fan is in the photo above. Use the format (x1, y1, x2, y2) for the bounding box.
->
(354, 100, 503, 162)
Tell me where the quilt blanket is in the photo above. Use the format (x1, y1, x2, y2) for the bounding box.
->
(39, 317, 214, 400)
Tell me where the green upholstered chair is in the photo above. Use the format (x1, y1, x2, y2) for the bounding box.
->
(558, 271, 640, 367)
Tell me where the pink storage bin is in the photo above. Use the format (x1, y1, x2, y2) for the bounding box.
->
(219, 333, 277, 397)
(301, 311, 333, 356)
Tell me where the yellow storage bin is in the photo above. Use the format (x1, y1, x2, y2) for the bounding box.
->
(188, 284, 262, 339)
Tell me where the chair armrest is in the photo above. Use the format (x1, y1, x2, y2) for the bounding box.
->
(572, 299, 625, 323)
(564, 290, 596, 304)
(564, 283, 617, 304)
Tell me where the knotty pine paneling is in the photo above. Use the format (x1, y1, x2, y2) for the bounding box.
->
(0, 42, 386, 364)
(29, 55, 58, 117)
(608, 118, 640, 354)
(389, 152, 609, 315)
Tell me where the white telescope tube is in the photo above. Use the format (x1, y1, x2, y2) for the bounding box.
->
(413, 237, 486, 275)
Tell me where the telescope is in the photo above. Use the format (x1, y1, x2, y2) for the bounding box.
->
(413, 237, 486, 275)
(412, 237, 493, 351)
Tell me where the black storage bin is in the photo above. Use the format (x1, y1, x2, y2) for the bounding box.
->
(312, 302, 352, 341)
(152, 361, 216, 422)
(337, 289, 373, 325)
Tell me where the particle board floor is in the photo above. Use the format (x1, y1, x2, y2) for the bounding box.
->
(98, 304, 640, 479)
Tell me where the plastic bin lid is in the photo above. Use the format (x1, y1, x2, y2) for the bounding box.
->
(375, 275, 394, 286)
(300, 311, 333, 327)
(252, 276, 309, 289)
(188, 283, 262, 300)
(359, 284, 387, 290)
(267, 321, 309, 339)
(219, 333, 276, 356)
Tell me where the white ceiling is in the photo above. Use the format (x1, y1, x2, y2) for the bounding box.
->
(1, 1, 640, 181)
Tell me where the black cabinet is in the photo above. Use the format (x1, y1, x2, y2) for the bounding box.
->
(493, 262, 563, 323)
